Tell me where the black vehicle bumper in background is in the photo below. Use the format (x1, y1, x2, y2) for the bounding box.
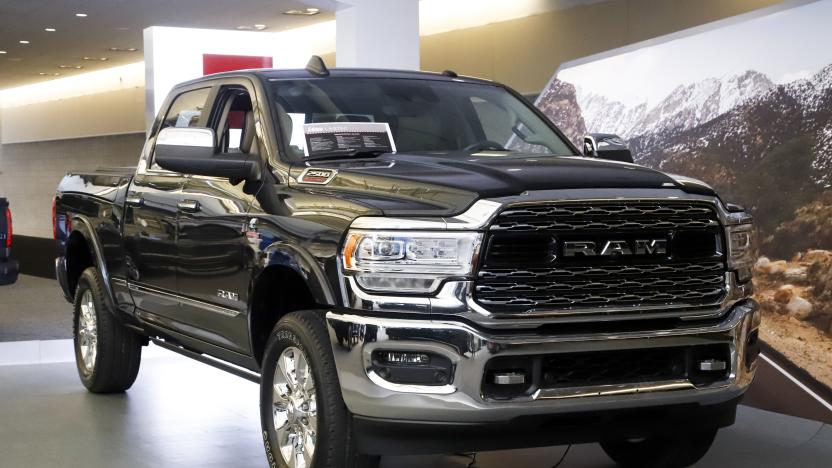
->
(325, 299, 759, 450)
(0, 259, 19, 285)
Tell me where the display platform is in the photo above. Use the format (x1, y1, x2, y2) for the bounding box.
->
(0, 352, 829, 468)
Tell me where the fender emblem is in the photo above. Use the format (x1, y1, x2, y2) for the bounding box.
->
(299, 168, 337, 185)
(217, 289, 239, 301)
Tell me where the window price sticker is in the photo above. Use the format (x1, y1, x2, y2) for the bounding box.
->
(302, 122, 396, 157)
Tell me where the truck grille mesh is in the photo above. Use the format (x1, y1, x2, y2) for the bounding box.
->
(489, 202, 718, 232)
(475, 201, 727, 316)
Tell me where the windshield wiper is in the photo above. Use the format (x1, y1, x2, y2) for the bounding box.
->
(304, 149, 389, 162)
(464, 141, 509, 153)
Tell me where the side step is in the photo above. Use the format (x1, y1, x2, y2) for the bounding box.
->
(149, 337, 261, 384)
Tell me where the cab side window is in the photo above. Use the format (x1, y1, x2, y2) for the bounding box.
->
(161, 88, 211, 129)
(150, 88, 211, 171)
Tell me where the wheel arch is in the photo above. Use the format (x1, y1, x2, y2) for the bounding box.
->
(249, 244, 339, 367)
(65, 215, 116, 307)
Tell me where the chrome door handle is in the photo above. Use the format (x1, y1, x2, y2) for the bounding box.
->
(177, 200, 201, 213)
(125, 195, 144, 207)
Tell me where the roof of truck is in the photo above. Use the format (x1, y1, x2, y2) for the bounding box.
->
(176, 67, 501, 88)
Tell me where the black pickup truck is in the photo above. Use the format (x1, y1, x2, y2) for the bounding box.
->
(1, 197, 18, 285)
(54, 57, 760, 468)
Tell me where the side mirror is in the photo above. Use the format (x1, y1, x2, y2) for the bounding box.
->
(154, 127, 260, 180)
(584, 133, 634, 164)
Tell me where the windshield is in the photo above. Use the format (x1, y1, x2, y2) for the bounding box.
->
(269, 77, 575, 160)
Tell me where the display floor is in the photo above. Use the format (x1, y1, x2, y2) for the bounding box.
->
(0, 274, 70, 341)
(0, 352, 829, 468)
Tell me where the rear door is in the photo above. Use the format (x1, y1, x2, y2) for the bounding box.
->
(175, 80, 263, 353)
(123, 86, 211, 325)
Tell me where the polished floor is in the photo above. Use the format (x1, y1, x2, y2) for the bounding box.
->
(0, 350, 829, 468)
(0, 274, 70, 341)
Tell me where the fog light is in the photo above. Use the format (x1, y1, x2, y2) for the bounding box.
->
(698, 359, 727, 371)
(382, 351, 430, 366)
(492, 371, 526, 385)
(371, 350, 453, 386)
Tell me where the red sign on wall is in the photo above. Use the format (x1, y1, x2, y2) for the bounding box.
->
(202, 54, 273, 75)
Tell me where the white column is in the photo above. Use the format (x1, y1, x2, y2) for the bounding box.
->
(331, 0, 420, 70)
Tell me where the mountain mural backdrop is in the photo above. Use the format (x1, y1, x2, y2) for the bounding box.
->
(540, 65, 832, 259)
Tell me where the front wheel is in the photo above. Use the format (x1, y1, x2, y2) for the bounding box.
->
(600, 428, 718, 468)
(260, 310, 379, 468)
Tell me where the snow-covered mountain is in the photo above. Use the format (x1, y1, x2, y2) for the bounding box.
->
(576, 92, 646, 138)
(632, 65, 832, 179)
(575, 70, 775, 139)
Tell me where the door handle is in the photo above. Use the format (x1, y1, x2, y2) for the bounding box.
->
(177, 200, 201, 213)
(125, 195, 144, 207)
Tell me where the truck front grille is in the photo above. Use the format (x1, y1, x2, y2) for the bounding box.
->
(475, 201, 727, 317)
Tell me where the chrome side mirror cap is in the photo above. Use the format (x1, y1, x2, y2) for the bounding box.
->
(584, 133, 634, 164)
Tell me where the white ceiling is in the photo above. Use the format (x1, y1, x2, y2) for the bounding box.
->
(0, 0, 333, 89)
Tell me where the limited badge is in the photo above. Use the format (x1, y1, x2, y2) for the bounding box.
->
(299, 168, 337, 185)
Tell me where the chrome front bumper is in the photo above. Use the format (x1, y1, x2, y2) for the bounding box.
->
(326, 300, 760, 423)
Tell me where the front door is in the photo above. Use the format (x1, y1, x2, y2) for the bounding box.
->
(175, 85, 262, 354)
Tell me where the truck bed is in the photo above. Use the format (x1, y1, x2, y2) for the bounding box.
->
(56, 167, 135, 203)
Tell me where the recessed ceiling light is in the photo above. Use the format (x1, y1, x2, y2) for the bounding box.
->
(0, 51, 6, 54)
(19, 40, 30, 44)
(58, 65, 83, 69)
(39, 72, 61, 76)
(82, 56, 109, 61)
(45, 28, 56, 32)
(75, 13, 87, 17)
(108, 47, 138, 52)
(283, 7, 320, 15)
(236, 24, 268, 31)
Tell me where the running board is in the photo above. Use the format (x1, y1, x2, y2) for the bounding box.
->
(149, 337, 261, 384)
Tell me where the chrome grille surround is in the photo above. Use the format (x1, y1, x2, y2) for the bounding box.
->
(474, 200, 728, 318)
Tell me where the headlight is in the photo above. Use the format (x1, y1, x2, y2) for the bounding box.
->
(725, 211, 755, 283)
(342, 230, 482, 294)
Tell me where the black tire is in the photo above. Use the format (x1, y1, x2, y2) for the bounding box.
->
(600, 428, 718, 468)
(260, 310, 379, 468)
(73, 267, 142, 393)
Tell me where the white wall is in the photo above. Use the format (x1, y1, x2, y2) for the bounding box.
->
(0, 88, 145, 144)
(144, 23, 336, 128)
(0, 62, 145, 144)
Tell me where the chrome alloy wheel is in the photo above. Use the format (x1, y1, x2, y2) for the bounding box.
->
(272, 346, 318, 468)
(77, 290, 98, 373)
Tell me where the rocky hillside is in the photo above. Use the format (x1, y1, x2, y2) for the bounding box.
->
(536, 79, 586, 148)
(755, 250, 832, 389)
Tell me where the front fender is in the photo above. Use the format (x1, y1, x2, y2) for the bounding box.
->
(258, 241, 338, 306)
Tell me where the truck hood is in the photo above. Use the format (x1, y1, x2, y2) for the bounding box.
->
(288, 152, 716, 216)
